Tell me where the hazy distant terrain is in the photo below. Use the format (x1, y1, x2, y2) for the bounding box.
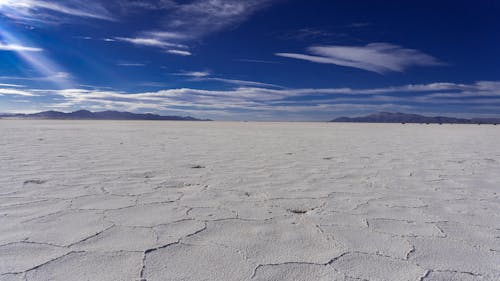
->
(0, 110, 211, 121)
(0, 121, 499, 281)
(332, 112, 500, 125)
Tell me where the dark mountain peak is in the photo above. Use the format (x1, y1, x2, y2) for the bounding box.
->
(73, 109, 92, 114)
(71, 110, 94, 117)
(331, 112, 500, 125)
(0, 110, 211, 121)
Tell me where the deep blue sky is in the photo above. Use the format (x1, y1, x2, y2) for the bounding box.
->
(0, 0, 499, 120)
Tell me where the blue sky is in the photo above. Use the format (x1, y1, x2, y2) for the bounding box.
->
(0, 0, 499, 121)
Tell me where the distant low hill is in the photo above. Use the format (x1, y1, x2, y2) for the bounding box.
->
(331, 112, 500, 125)
(0, 110, 212, 121)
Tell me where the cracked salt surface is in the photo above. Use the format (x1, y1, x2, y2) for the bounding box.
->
(1, 121, 499, 280)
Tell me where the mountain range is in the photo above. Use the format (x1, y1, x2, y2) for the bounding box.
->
(331, 112, 500, 125)
(0, 110, 211, 121)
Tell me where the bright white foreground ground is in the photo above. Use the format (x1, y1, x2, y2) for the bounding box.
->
(0, 121, 499, 281)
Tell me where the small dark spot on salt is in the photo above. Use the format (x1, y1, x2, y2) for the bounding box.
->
(323, 157, 333, 160)
(24, 179, 46, 185)
(37, 138, 44, 141)
(288, 209, 308, 214)
(191, 165, 205, 169)
(244, 192, 250, 197)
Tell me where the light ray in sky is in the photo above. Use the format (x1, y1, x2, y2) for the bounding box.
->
(0, 25, 73, 88)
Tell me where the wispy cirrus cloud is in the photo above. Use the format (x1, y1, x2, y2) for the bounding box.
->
(112, 0, 176, 11)
(4, 0, 275, 55)
(0, 71, 70, 80)
(0, 0, 115, 22)
(0, 42, 43, 52)
(111, 34, 191, 55)
(174, 70, 282, 88)
(165, 0, 274, 39)
(0, 88, 36, 96)
(198, 78, 283, 88)
(166, 49, 192, 56)
(174, 71, 212, 78)
(236, 58, 280, 64)
(276, 43, 443, 74)
(113, 37, 187, 49)
(0, 83, 24, 87)
(145, 31, 188, 40)
(114, 0, 276, 52)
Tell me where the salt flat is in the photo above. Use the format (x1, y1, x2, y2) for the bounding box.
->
(0, 120, 499, 281)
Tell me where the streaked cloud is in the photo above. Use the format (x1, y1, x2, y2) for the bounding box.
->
(114, 0, 275, 51)
(114, 0, 176, 11)
(236, 58, 280, 64)
(199, 78, 283, 88)
(114, 37, 187, 49)
(144, 31, 187, 40)
(276, 43, 443, 74)
(0, 83, 24, 87)
(0, 88, 36, 96)
(166, 49, 192, 56)
(164, 0, 274, 38)
(0, 0, 114, 22)
(174, 71, 282, 88)
(174, 71, 211, 78)
(0, 42, 43, 52)
(0, 72, 71, 82)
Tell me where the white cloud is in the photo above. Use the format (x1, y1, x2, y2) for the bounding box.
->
(166, 49, 192, 56)
(175, 71, 281, 88)
(0, 0, 114, 22)
(4, 81, 500, 120)
(276, 43, 443, 74)
(114, 0, 176, 11)
(114, 37, 187, 49)
(174, 71, 211, 78)
(114, 0, 275, 51)
(145, 31, 187, 40)
(0, 88, 36, 96)
(0, 42, 43, 52)
(0, 72, 70, 82)
(167, 0, 274, 38)
(0, 83, 24, 87)
(237, 58, 280, 64)
(200, 77, 283, 88)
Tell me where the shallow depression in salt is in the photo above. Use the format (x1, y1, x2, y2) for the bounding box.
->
(0, 120, 499, 281)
